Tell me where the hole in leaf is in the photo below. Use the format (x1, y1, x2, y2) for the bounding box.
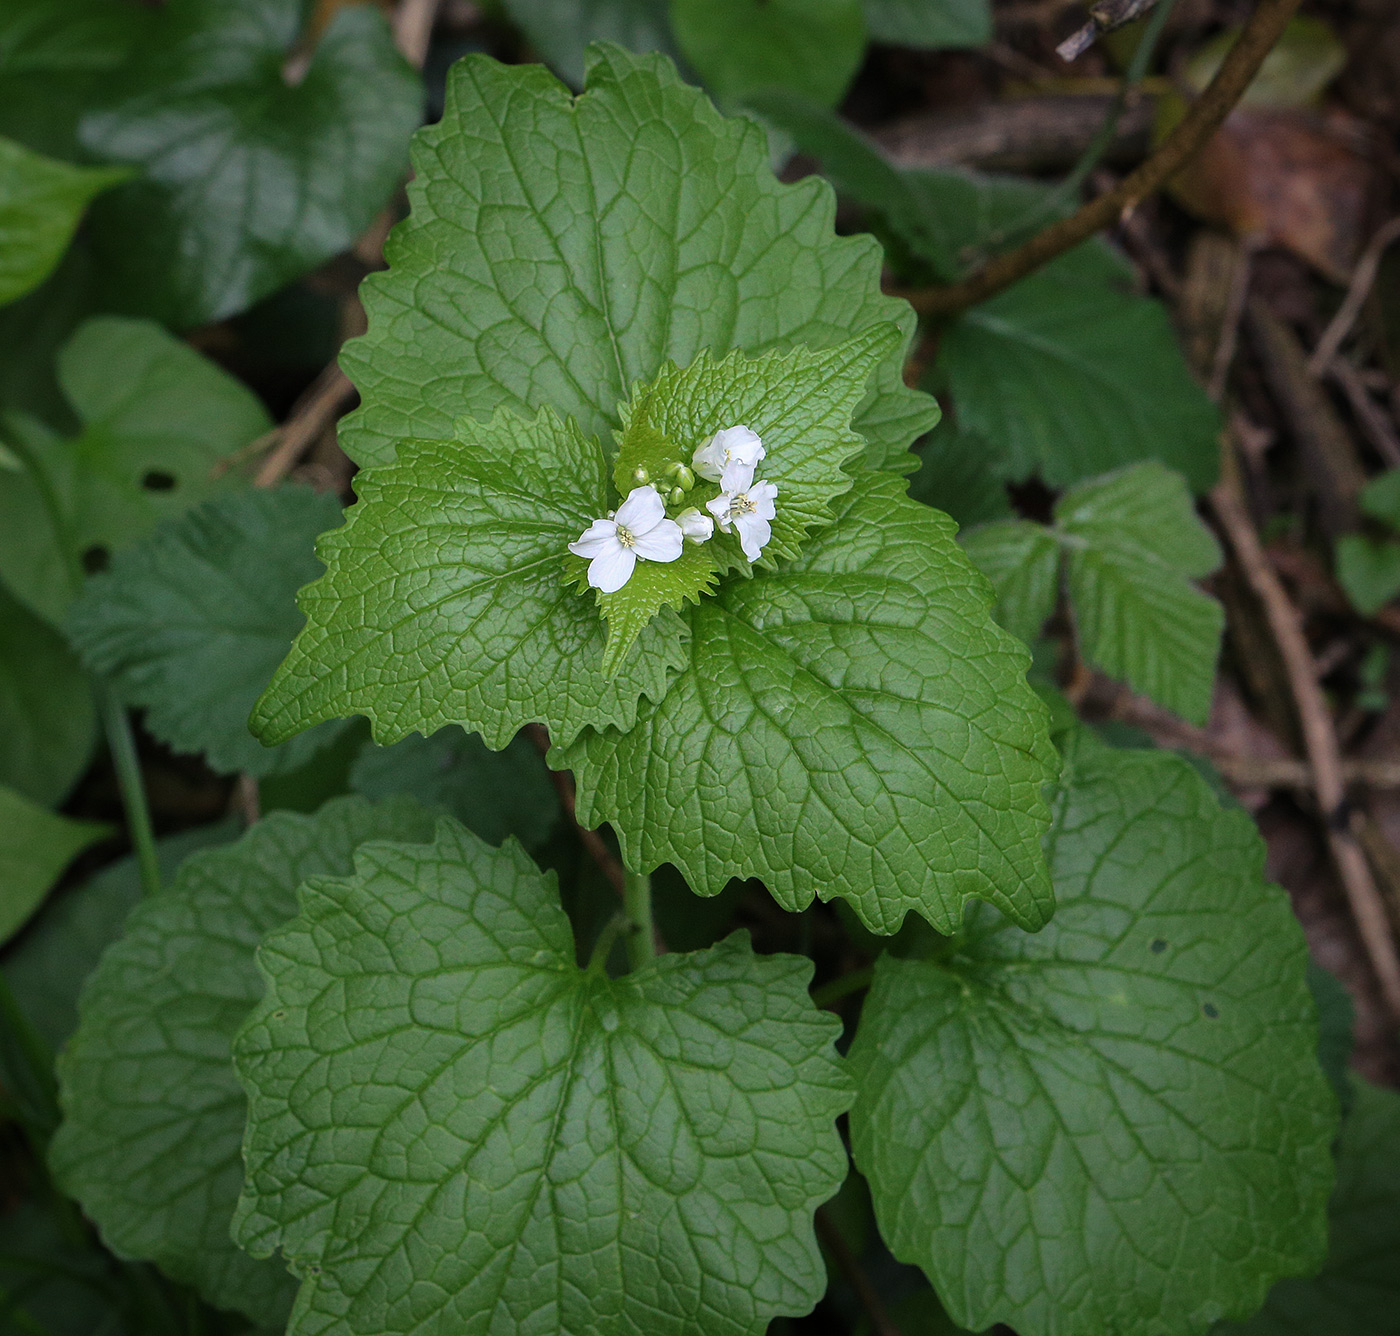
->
(1151, 938, 1167, 954)
(1203, 1002, 1220, 1019)
(82, 545, 110, 574)
(142, 469, 177, 492)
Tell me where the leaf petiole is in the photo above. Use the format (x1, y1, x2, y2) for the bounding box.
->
(623, 868, 656, 969)
(95, 682, 161, 898)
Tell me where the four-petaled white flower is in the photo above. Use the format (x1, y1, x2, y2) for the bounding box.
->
(568, 485, 683, 593)
(675, 507, 715, 543)
(693, 425, 764, 483)
(707, 460, 778, 562)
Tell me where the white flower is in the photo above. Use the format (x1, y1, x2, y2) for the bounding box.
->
(568, 485, 683, 593)
(693, 425, 764, 484)
(707, 477, 778, 562)
(675, 507, 715, 543)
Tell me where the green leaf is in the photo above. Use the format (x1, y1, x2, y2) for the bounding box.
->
(1335, 535, 1400, 615)
(848, 732, 1338, 1336)
(864, 0, 991, 48)
(0, 1200, 127, 1336)
(670, 0, 866, 106)
(0, 786, 108, 947)
(566, 473, 1058, 936)
(501, 0, 678, 86)
(1058, 462, 1224, 723)
(350, 727, 560, 850)
(0, 135, 127, 307)
(66, 486, 350, 778)
(587, 330, 900, 672)
(938, 254, 1222, 491)
(2, 821, 236, 1053)
(1359, 466, 1400, 528)
(908, 418, 1013, 528)
(959, 519, 1059, 644)
(0, 577, 95, 805)
(0, 241, 96, 429)
(1185, 16, 1346, 110)
(233, 819, 852, 1335)
(963, 463, 1225, 722)
(0, 316, 270, 626)
(75, 0, 422, 328)
(50, 795, 438, 1327)
(340, 46, 935, 476)
(252, 408, 687, 751)
(1215, 1076, 1400, 1336)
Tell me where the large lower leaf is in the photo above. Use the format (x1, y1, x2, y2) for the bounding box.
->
(502, 0, 678, 86)
(0, 135, 126, 307)
(77, 0, 422, 328)
(0, 316, 268, 626)
(252, 408, 687, 751)
(50, 796, 438, 1327)
(233, 819, 851, 1335)
(848, 732, 1337, 1336)
(0, 577, 95, 805)
(66, 486, 349, 777)
(1216, 1076, 1400, 1335)
(340, 45, 935, 475)
(670, 0, 866, 106)
(566, 473, 1057, 935)
(0, 786, 108, 947)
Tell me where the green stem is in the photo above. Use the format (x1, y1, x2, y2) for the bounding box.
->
(587, 914, 629, 975)
(623, 869, 656, 970)
(987, 0, 1180, 254)
(96, 683, 160, 898)
(811, 965, 874, 1010)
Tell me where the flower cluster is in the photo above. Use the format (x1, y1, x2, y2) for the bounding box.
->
(569, 425, 778, 591)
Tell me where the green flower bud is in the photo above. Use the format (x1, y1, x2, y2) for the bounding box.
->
(631, 466, 650, 486)
(668, 485, 686, 507)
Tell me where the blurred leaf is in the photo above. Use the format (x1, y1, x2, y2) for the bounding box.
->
(2, 820, 236, 1053)
(0, 578, 95, 806)
(502, 0, 678, 85)
(66, 486, 350, 778)
(1336, 534, 1400, 615)
(1186, 16, 1346, 110)
(1360, 467, 1400, 528)
(0, 786, 109, 947)
(0, 242, 95, 427)
(908, 417, 1014, 527)
(0, 1201, 127, 1336)
(78, 0, 423, 327)
(1215, 1077, 1400, 1336)
(51, 796, 438, 1326)
(1306, 959, 1355, 1115)
(863, 0, 990, 50)
(351, 726, 560, 850)
(0, 316, 269, 626)
(961, 518, 1060, 644)
(670, 0, 865, 106)
(0, 135, 127, 307)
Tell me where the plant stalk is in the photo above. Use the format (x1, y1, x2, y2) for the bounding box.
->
(96, 683, 161, 898)
(623, 869, 656, 970)
(899, 0, 1302, 319)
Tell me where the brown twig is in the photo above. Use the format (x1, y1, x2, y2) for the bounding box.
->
(252, 364, 357, 489)
(1327, 357, 1400, 469)
(813, 1206, 903, 1336)
(1210, 439, 1400, 1018)
(1213, 757, 1400, 790)
(897, 0, 1302, 319)
(1308, 215, 1400, 377)
(392, 0, 441, 66)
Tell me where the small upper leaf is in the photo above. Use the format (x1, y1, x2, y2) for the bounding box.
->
(670, 0, 866, 106)
(339, 46, 934, 475)
(233, 819, 852, 1335)
(566, 473, 1058, 936)
(0, 134, 127, 307)
(77, 0, 422, 328)
(0, 316, 269, 626)
(0, 784, 109, 947)
(848, 732, 1337, 1336)
(51, 795, 438, 1327)
(501, 0, 679, 86)
(252, 408, 687, 751)
(0, 576, 95, 805)
(66, 486, 350, 778)
(959, 518, 1059, 645)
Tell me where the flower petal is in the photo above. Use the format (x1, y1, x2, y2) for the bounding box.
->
(692, 436, 726, 482)
(749, 480, 779, 520)
(734, 512, 772, 562)
(632, 517, 684, 563)
(587, 544, 637, 593)
(616, 484, 666, 534)
(568, 518, 619, 558)
(676, 508, 715, 542)
(719, 457, 757, 494)
(705, 493, 731, 528)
